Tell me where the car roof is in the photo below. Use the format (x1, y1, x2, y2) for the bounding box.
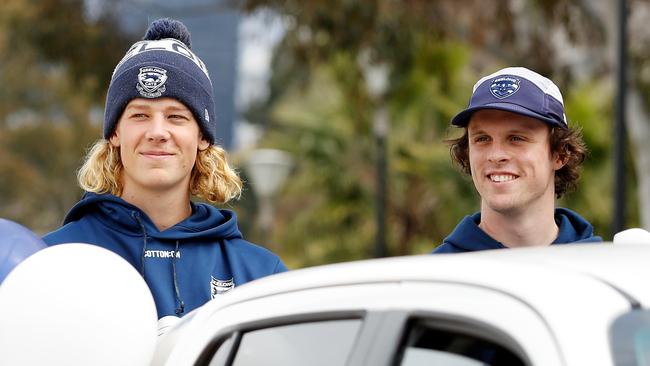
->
(214, 243, 650, 309)
(468, 242, 650, 305)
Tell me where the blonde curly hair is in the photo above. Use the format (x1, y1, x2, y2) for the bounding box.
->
(77, 140, 242, 204)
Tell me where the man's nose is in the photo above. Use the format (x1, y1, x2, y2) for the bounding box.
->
(145, 115, 170, 141)
(486, 141, 510, 163)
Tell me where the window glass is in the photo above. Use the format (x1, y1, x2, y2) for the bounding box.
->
(207, 335, 234, 366)
(402, 348, 487, 366)
(231, 319, 362, 366)
(398, 322, 524, 366)
(635, 328, 650, 365)
(611, 309, 650, 366)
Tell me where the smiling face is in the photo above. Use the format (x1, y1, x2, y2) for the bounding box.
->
(109, 98, 209, 197)
(467, 109, 565, 216)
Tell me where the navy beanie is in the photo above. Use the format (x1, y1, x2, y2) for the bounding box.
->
(104, 18, 217, 144)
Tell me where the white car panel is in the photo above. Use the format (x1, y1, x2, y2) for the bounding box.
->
(153, 243, 650, 366)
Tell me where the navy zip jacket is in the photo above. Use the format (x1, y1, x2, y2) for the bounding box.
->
(44, 192, 287, 318)
(433, 208, 602, 253)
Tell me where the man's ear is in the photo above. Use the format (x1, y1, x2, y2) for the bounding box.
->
(109, 132, 120, 147)
(553, 152, 568, 171)
(198, 138, 210, 151)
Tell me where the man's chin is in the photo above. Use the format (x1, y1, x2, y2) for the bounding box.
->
(482, 198, 522, 216)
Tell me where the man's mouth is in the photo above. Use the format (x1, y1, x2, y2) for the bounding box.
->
(141, 151, 174, 158)
(489, 174, 518, 183)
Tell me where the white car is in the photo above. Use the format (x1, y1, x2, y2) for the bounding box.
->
(152, 243, 650, 366)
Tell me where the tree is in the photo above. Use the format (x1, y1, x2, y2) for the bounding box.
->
(0, 0, 132, 233)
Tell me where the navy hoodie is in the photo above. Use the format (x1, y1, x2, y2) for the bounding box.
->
(433, 208, 602, 253)
(44, 193, 287, 318)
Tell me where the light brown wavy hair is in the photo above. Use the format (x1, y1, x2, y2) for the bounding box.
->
(447, 125, 587, 199)
(77, 140, 242, 204)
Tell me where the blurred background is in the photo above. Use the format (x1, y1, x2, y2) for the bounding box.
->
(1, 0, 648, 268)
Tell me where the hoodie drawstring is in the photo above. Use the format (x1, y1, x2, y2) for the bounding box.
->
(133, 212, 148, 277)
(133, 212, 185, 316)
(173, 240, 185, 315)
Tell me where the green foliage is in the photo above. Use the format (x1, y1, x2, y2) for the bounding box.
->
(561, 79, 638, 238)
(262, 62, 377, 265)
(0, 0, 132, 233)
(561, 81, 613, 236)
(239, 30, 481, 267)
(235, 0, 624, 266)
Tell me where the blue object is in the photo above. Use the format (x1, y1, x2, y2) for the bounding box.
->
(451, 67, 568, 129)
(0, 218, 47, 283)
(433, 208, 602, 253)
(44, 192, 287, 318)
(104, 18, 217, 144)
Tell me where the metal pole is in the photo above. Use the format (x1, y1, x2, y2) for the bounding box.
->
(612, 0, 628, 236)
(374, 105, 389, 258)
(359, 55, 390, 257)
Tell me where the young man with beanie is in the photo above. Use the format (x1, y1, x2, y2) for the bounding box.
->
(434, 67, 601, 253)
(44, 18, 287, 318)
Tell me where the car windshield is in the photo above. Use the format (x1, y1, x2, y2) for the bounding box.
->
(611, 309, 650, 366)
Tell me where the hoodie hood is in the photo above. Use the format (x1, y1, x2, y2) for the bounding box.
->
(439, 213, 506, 252)
(553, 207, 601, 244)
(64, 192, 243, 241)
(435, 207, 601, 253)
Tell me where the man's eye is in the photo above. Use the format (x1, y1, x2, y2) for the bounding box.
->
(510, 135, 525, 142)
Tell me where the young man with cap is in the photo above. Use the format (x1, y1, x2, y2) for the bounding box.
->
(434, 67, 601, 253)
(44, 18, 287, 317)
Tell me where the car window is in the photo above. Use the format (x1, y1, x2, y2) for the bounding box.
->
(206, 335, 235, 366)
(611, 309, 650, 366)
(401, 348, 487, 366)
(229, 319, 362, 366)
(397, 320, 526, 366)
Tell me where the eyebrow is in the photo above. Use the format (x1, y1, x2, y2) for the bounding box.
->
(166, 105, 192, 113)
(124, 103, 150, 111)
(469, 126, 538, 135)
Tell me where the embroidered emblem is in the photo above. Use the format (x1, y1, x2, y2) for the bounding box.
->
(137, 66, 167, 98)
(204, 108, 210, 122)
(211, 276, 235, 299)
(490, 76, 520, 99)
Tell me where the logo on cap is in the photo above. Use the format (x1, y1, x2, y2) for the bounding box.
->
(137, 66, 167, 98)
(490, 76, 520, 99)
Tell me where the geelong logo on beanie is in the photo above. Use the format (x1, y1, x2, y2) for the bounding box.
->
(137, 67, 168, 98)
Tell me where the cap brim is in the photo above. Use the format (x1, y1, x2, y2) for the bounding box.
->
(451, 103, 566, 128)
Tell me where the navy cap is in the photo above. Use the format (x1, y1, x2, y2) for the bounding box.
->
(452, 67, 567, 129)
(104, 20, 217, 144)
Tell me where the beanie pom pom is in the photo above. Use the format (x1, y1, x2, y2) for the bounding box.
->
(143, 18, 192, 49)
